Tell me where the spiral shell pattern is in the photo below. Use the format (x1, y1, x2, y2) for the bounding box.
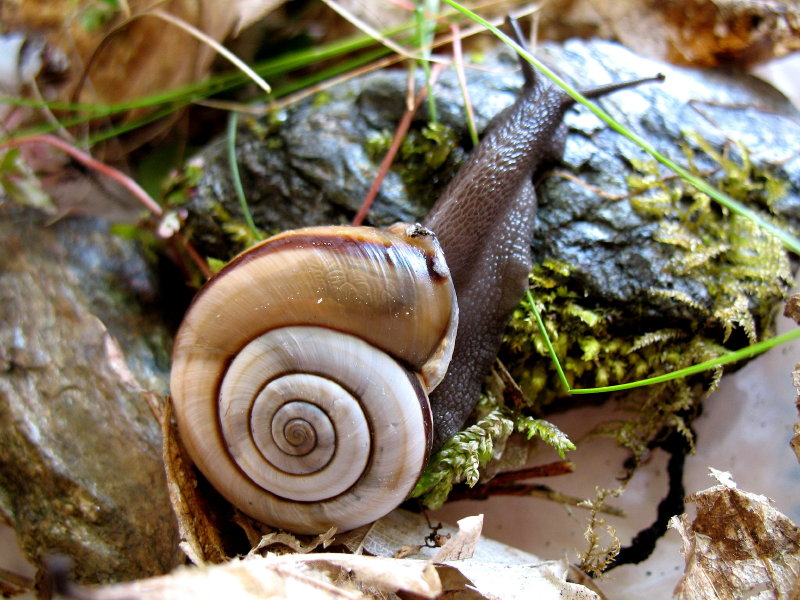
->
(170, 224, 458, 533)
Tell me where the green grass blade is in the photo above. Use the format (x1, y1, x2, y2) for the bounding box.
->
(527, 290, 571, 393)
(227, 112, 260, 240)
(567, 327, 800, 394)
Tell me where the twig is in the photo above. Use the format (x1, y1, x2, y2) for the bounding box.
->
(489, 461, 574, 485)
(0, 134, 215, 279)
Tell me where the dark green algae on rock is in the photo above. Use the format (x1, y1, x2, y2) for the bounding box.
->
(180, 38, 800, 459)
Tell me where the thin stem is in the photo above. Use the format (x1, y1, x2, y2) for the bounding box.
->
(0, 134, 163, 216)
(351, 62, 446, 226)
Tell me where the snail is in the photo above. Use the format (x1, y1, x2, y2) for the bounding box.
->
(170, 224, 457, 533)
(170, 19, 663, 534)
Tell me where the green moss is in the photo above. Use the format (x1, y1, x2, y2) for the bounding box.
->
(79, 0, 121, 31)
(311, 91, 333, 109)
(365, 121, 463, 199)
(413, 395, 574, 509)
(162, 159, 204, 207)
(501, 262, 727, 459)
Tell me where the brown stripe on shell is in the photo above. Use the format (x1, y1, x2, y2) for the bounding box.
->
(191, 227, 452, 307)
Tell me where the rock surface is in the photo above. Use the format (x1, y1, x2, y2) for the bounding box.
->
(0, 206, 181, 583)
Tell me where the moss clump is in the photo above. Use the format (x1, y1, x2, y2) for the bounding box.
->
(422, 134, 795, 499)
(503, 262, 727, 457)
(413, 395, 575, 509)
(365, 122, 464, 201)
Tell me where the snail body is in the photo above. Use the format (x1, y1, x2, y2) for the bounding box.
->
(423, 28, 663, 448)
(171, 22, 662, 533)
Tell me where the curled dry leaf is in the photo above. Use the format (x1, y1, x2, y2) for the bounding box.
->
(249, 527, 337, 555)
(76, 546, 601, 600)
(161, 401, 227, 566)
(432, 515, 484, 562)
(670, 468, 800, 599)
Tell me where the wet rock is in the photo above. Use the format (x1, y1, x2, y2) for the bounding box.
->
(0, 205, 181, 583)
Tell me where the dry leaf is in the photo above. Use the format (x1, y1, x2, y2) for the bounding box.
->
(228, 0, 287, 36)
(54, 508, 607, 599)
(161, 402, 227, 565)
(76, 545, 598, 600)
(87, 555, 368, 600)
(250, 527, 337, 555)
(348, 509, 543, 564)
(76, 553, 438, 600)
(433, 515, 484, 562)
(285, 554, 441, 598)
(538, 0, 800, 66)
(671, 468, 800, 599)
(437, 560, 601, 600)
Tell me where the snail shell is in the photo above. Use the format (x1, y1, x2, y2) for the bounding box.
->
(170, 222, 458, 534)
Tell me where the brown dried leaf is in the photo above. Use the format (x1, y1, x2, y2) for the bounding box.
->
(784, 294, 800, 324)
(89, 555, 368, 600)
(433, 515, 483, 562)
(538, 0, 800, 67)
(250, 527, 337, 555)
(161, 401, 227, 565)
(228, 0, 287, 37)
(671, 468, 800, 599)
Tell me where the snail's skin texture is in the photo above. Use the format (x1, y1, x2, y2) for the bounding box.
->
(424, 52, 662, 450)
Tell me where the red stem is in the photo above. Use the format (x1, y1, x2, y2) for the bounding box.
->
(0, 134, 163, 217)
